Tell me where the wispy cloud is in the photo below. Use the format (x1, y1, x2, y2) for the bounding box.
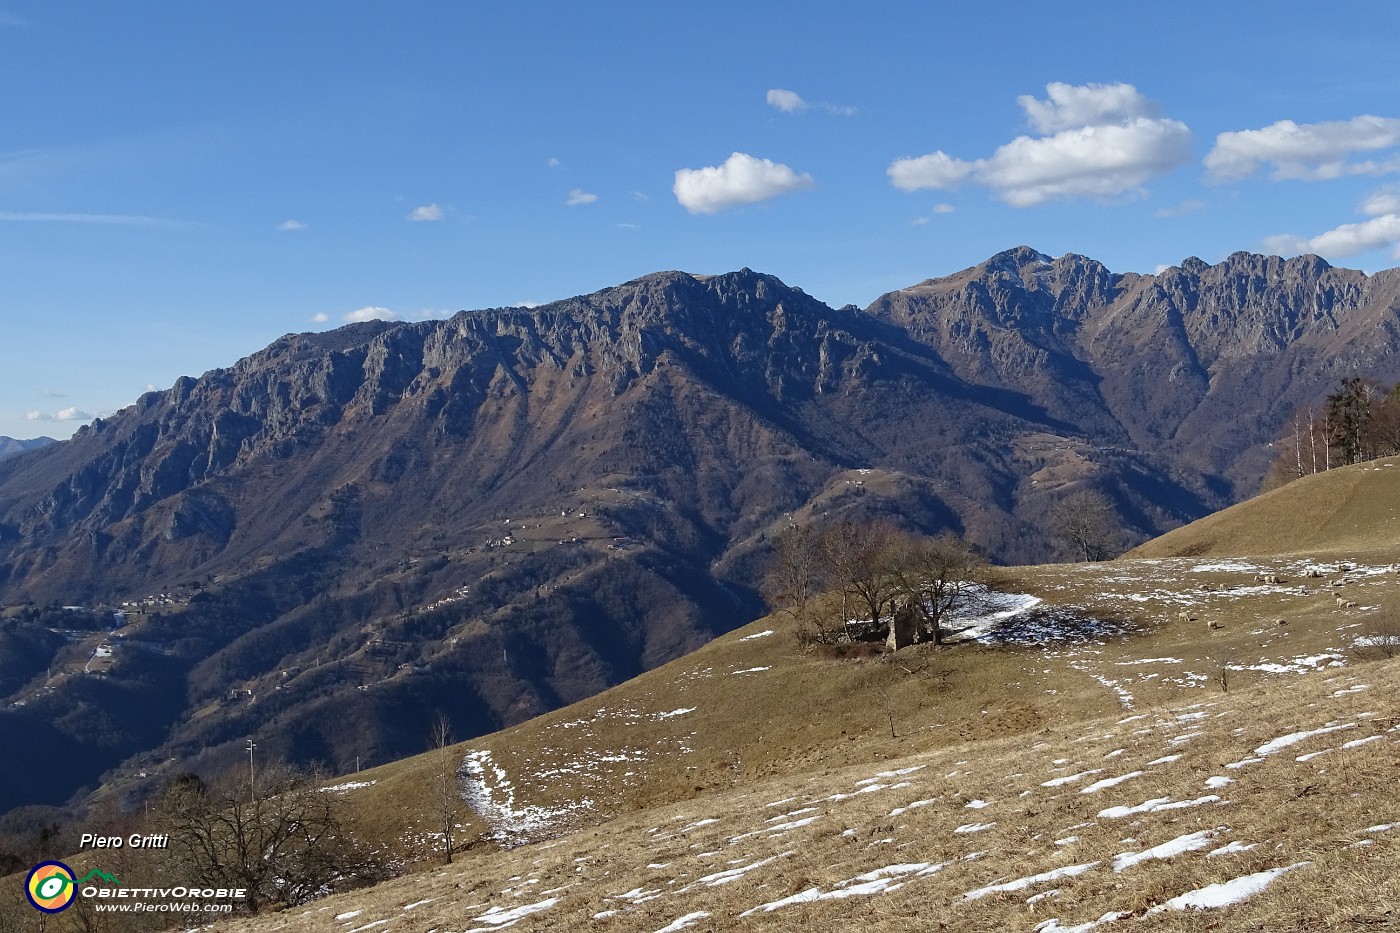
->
(889, 82, 1191, 207)
(0, 13, 30, 26)
(407, 203, 444, 222)
(547, 157, 562, 169)
(311, 312, 329, 323)
(674, 152, 815, 214)
(278, 218, 307, 231)
(1206, 115, 1400, 181)
(767, 88, 855, 117)
(1155, 199, 1206, 218)
(0, 211, 194, 228)
(565, 188, 598, 206)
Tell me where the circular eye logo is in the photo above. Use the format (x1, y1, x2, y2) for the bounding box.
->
(26, 861, 76, 913)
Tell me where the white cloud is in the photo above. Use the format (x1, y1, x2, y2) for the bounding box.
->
(408, 203, 444, 222)
(629, 190, 650, 202)
(547, 157, 562, 168)
(1205, 115, 1400, 181)
(888, 83, 1191, 207)
(1017, 82, 1159, 134)
(311, 312, 329, 323)
(1264, 186, 1400, 259)
(931, 203, 956, 214)
(766, 88, 855, 117)
(674, 152, 815, 214)
(278, 218, 307, 231)
(26, 407, 93, 422)
(1360, 186, 1400, 216)
(767, 89, 808, 113)
(344, 306, 402, 323)
(565, 188, 598, 206)
(1265, 214, 1400, 260)
(910, 216, 930, 226)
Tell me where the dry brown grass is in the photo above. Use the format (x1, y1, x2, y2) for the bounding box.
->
(198, 650, 1398, 933)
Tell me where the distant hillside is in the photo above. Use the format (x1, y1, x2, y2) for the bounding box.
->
(0, 436, 53, 462)
(1127, 455, 1400, 559)
(4, 249, 1400, 817)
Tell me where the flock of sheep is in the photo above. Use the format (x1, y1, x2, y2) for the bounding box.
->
(1174, 563, 1391, 631)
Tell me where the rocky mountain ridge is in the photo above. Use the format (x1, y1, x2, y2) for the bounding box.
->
(2, 248, 1399, 816)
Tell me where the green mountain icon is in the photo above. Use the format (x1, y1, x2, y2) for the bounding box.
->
(76, 869, 121, 886)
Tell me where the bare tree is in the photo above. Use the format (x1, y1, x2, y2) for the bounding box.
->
(1048, 490, 1122, 562)
(765, 524, 825, 630)
(161, 761, 382, 913)
(886, 532, 984, 646)
(820, 519, 902, 639)
(429, 713, 464, 864)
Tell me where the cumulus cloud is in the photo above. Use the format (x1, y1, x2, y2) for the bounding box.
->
(1206, 115, 1400, 181)
(888, 82, 1191, 207)
(408, 203, 444, 222)
(278, 219, 307, 231)
(767, 89, 808, 113)
(1018, 82, 1160, 134)
(1263, 185, 1400, 259)
(565, 188, 598, 206)
(311, 312, 329, 323)
(674, 152, 815, 214)
(344, 306, 402, 323)
(26, 407, 93, 422)
(932, 203, 956, 214)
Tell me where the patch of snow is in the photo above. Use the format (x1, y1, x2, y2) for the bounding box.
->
(731, 666, 771, 675)
(1042, 770, 1102, 787)
(461, 750, 592, 847)
(1147, 755, 1182, 766)
(954, 822, 996, 834)
(1080, 771, 1144, 794)
(654, 912, 710, 933)
(889, 799, 937, 817)
(739, 629, 774, 641)
(1098, 795, 1221, 819)
(464, 896, 561, 931)
(1148, 863, 1310, 912)
(1255, 723, 1356, 756)
(1208, 841, 1258, 857)
(1113, 829, 1217, 872)
(655, 707, 696, 719)
(965, 798, 991, 809)
(1204, 776, 1234, 789)
(322, 780, 376, 793)
(963, 862, 1099, 901)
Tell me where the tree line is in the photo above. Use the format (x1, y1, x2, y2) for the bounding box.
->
(1267, 376, 1400, 488)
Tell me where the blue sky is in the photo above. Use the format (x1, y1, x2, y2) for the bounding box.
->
(5, 2, 1400, 439)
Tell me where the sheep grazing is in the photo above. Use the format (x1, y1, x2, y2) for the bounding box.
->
(1207, 619, 1223, 630)
(1275, 618, 1288, 627)
(1305, 568, 1323, 578)
(1178, 610, 1199, 623)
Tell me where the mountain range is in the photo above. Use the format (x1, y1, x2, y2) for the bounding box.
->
(2, 246, 1399, 816)
(0, 437, 52, 462)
